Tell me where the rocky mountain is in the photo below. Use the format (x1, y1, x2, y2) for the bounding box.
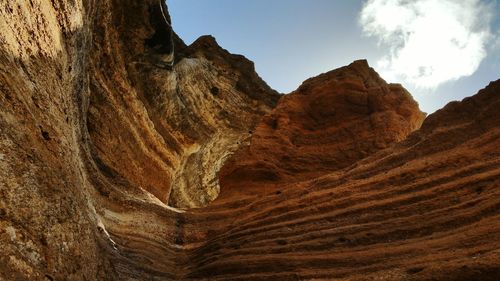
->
(0, 1, 498, 280)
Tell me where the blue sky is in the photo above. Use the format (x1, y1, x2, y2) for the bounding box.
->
(169, 0, 500, 113)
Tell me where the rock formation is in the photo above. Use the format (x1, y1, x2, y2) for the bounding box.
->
(0, 1, 499, 281)
(220, 60, 426, 197)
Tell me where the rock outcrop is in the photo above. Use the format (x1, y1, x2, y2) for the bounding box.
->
(220, 60, 425, 197)
(1, 1, 499, 281)
(86, 2, 279, 208)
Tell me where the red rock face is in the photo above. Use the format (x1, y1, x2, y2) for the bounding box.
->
(220, 60, 426, 197)
(1, 1, 500, 280)
(188, 79, 500, 281)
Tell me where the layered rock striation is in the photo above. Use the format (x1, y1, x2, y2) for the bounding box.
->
(86, 2, 279, 208)
(220, 59, 426, 197)
(0, 1, 499, 281)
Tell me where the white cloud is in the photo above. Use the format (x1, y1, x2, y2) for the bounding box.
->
(360, 0, 495, 89)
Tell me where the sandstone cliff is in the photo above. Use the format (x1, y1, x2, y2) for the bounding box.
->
(0, 1, 499, 281)
(220, 59, 425, 197)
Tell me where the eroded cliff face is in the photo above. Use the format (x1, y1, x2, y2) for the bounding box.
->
(220, 60, 426, 197)
(1, 1, 499, 281)
(86, 1, 279, 208)
(0, 1, 117, 280)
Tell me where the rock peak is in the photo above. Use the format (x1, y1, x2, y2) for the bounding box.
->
(219, 61, 425, 194)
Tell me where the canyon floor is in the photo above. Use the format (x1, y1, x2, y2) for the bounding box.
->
(0, 1, 499, 280)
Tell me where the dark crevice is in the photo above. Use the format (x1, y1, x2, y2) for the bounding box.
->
(145, 0, 174, 56)
(40, 128, 51, 141)
(210, 86, 220, 96)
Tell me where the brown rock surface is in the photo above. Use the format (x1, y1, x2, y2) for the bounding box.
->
(219, 59, 426, 197)
(86, 5, 279, 208)
(1, 1, 499, 281)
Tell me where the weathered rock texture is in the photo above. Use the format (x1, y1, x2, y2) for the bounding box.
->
(87, 3, 279, 208)
(220, 60, 426, 196)
(1, 1, 499, 281)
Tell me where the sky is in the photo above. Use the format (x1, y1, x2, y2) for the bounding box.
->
(168, 0, 500, 113)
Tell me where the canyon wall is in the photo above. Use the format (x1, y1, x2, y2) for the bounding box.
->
(0, 1, 499, 280)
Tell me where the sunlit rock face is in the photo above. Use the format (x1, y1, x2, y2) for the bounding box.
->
(86, 2, 279, 208)
(1, 1, 500, 281)
(0, 1, 115, 280)
(220, 60, 426, 196)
